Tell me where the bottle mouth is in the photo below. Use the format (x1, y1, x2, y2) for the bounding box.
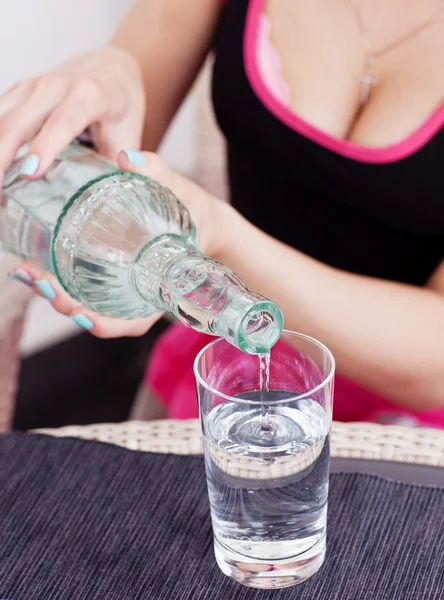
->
(236, 301, 284, 354)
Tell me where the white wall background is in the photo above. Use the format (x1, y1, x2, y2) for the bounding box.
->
(0, 0, 198, 355)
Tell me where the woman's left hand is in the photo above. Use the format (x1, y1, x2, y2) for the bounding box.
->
(9, 149, 223, 338)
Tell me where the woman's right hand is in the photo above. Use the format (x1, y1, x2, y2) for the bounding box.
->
(0, 45, 145, 186)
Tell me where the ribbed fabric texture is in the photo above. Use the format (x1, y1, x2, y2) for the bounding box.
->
(0, 432, 442, 599)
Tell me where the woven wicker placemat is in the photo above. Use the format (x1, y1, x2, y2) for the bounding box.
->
(35, 419, 444, 466)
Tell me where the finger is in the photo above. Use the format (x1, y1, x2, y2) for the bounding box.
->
(69, 309, 162, 339)
(90, 114, 143, 160)
(24, 79, 106, 176)
(33, 275, 82, 316)
(0, 76, 68, 185)
(0, 78, 37, 118)
(9, 262, 82, 313)
(8, 261, 47, 292)
(9, 263, 163, 339)
(35, 277, 83, 316)
(117, 150, 176, 187)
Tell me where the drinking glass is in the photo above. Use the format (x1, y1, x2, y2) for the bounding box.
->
(194, 330, 335, 589)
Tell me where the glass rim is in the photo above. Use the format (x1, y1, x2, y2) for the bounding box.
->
(193, 329, 335, 405)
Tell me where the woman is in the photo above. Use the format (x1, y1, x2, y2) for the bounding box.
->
(6, 0, 444, 426)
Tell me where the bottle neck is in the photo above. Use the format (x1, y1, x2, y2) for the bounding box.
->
(212, 290, 283, 355)
(134, 235, 283, 354)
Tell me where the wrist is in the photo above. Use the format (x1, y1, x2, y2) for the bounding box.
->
(184, 183, 235, 261)
(206, 199, 239, 263)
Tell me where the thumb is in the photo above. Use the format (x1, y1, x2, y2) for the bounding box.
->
(91, 119, 143, 160)
(117, 150, 209, 203)
(117, 149, 175, 187)
(117, 149, 202, 205)
(117, 149, 219, 258)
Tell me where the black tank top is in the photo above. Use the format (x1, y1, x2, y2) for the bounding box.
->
(211, 0, 444, 285)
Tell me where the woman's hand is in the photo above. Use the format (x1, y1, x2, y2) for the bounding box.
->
(0, 45, 145, 186)
(9, 150, 225, 339)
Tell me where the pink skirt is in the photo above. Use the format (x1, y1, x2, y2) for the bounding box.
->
(144, 322, 444, 428)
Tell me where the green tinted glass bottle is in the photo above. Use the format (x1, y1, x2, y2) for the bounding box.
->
(1, 141, 283, 353)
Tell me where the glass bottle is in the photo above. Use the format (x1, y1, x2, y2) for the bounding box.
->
(0, 141, 283, 354)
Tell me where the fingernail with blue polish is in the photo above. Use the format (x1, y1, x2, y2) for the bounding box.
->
(9, 269, 34, 288)
(35, 279, 56, 300)
(124, 149, 145, 167)
(20, 154, 40, 176)
(71, 314, 94, 330)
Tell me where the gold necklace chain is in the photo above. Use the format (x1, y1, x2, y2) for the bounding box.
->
(350, 1, 444, 105)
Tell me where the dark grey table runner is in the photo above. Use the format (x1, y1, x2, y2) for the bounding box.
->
(0, 432, 442, 599)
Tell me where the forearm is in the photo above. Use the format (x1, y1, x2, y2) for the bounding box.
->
(112, 0, 221, 150)
(215, 203, 444, 409)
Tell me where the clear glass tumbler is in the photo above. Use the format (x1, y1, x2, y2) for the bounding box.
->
(195, 330, 335, 589)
